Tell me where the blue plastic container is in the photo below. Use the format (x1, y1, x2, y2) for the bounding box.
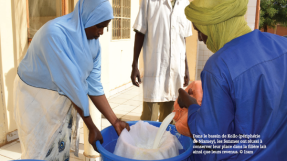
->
(96, 121, 193, 161)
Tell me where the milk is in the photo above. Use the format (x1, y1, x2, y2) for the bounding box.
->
(152, 112, 176, 149)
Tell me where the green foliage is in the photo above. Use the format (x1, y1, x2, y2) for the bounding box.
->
(260, 0, 287, 31)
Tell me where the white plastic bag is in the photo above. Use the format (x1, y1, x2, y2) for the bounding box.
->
(113, 121, 183, 160)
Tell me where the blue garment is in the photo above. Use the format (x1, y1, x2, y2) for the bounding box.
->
(17, 0, 113, 116)
(188, 30, 287, 160)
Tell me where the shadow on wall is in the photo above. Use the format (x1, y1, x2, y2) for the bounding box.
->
(7, 0, 28, 132)
(2, 0, 28, 136)
(4, 68, 17, 132)
(0, 29, 7, 145)
(12, 0, 28, 64)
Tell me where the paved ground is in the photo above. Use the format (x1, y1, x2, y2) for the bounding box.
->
(0, 85, 144, 160)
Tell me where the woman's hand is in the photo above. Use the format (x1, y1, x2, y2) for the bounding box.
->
(89, 127, 103, 152)
(113, 119, 130, 136)
(71, 102, 103, 152)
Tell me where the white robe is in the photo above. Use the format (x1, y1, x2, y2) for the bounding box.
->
(133, 0, 192, 102)
(14, 76, 80, 159)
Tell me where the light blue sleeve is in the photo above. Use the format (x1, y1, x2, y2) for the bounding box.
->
(42, 33, 90, 116)
(188, 71, 235, 138)
(86, 46, 104, 96)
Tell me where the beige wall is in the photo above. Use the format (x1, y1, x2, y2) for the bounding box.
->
(0, 0, 28, 146)
(74, 0, 79, 7)
(186, 27, 198, 81)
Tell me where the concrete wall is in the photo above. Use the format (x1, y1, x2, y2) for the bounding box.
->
(0, 0, 28, 146)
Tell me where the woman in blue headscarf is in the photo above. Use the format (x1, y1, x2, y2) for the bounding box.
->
(14, 0, 129, 160)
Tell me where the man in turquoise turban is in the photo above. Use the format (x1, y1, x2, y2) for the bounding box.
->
(178, 0, 287, 160)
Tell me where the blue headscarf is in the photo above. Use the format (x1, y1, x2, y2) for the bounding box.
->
(18, 0, 113, 116)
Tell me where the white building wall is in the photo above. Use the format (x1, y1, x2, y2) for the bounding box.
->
(246, 0, 257, 30)
(195, 0, 257, 80)
(98, 11, 111, 98)
(195, 42, 213, 80)
(107, 0, 140, 96)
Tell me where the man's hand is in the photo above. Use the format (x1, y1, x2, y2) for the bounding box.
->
(89, 126, 103, 152)
(131, 31, 145, 87)
(131, 67, 141, 87)
(184, 70, 190, 87)
(178, 88, 198, 108)
(113, 119, 130, 136)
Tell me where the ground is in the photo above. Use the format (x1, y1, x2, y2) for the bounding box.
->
(0, 85, 144, 161)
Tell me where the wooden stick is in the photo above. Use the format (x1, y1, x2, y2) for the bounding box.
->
(254, 0, 260, 30)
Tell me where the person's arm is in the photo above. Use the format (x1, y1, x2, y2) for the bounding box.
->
(84, 44, 129, 152)
(89, 95, 130, 136)
(178, 71, 235, 137)
(131, 0, 148, 87)
(72, 95, 130, 152)
(86, 48, 130, 134)
(184, 39, 190, 87)
(131, 31, 145, 87)
(72, 102, 102, 152)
